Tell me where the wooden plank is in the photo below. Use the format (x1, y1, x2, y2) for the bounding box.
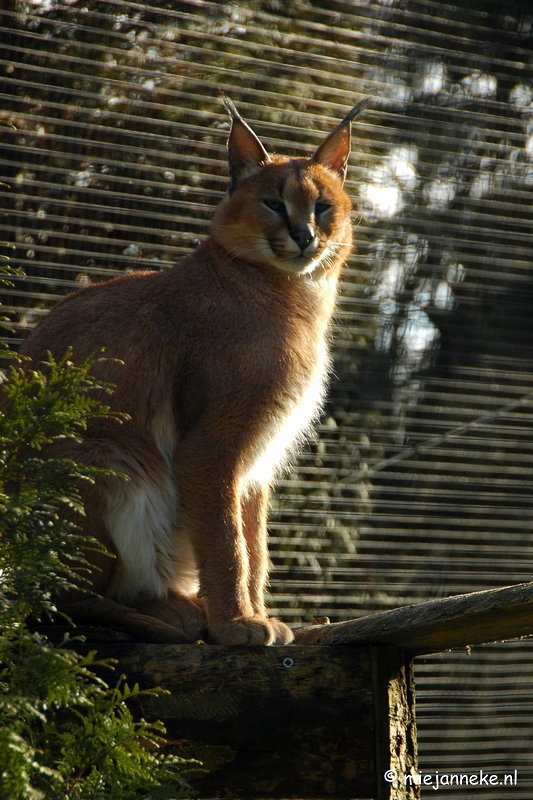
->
(85, 643, 418, 800)
(293, 581, 533, 655)
(372, 647, 418, 800)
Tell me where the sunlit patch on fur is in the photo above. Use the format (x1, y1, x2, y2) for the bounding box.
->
(243, 347, 329, 489)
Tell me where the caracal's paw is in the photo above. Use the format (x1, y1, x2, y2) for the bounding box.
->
(136, 591, 207, 643)
(207, 615, 294, 646)
(267, 617, 294, 645)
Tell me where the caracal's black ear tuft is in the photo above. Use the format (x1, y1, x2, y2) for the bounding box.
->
(310, 96, 371, 184)
(221, 93, 271, 191)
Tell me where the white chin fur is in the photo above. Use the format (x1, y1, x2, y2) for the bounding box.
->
(272, 242, 334, 276)
(273, 254, 324, 275)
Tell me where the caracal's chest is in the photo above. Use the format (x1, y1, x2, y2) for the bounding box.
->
(239, 333, 330, 487)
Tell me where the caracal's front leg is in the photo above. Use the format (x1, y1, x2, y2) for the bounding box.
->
(175, 431, 285, 645)
(241, 482, 293, 644)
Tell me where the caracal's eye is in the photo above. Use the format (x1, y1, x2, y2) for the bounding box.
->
(315, 200, 333, 216)
(263, 198, 286, 215)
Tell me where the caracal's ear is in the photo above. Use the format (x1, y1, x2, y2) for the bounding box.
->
(310, 96, 371, 184)
(221, 94, 270, 191)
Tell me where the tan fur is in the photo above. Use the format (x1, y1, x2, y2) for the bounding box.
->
(17, 97, 368, 645)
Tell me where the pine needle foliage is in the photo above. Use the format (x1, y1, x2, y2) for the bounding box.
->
(0, 259, 198, 800)
(0, 346, 126, 626)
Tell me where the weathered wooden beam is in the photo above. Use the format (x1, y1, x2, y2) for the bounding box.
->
(48, 581, 533, 798)
(85, 643, 418, 800)
(372, 646, 418, 800)
(293, 581, 533, 655)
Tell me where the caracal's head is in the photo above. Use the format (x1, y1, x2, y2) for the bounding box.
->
(211, 96, 370, 277)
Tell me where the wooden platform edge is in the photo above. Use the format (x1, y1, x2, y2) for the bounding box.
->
(292, 581, 533, 655)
